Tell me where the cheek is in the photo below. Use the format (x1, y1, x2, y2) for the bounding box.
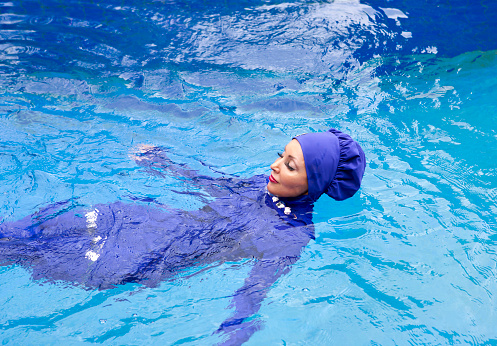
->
(294, 175, 308, 193)
(298, 182, 308, 194)
(288, 175, 307, 191)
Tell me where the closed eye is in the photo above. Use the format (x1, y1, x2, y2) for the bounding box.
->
(277, 152, 295, 171)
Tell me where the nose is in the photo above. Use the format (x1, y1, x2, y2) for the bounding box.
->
(270, 157, 282, 172)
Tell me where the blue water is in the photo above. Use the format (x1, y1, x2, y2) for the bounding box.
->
(1, 0, 497, 344)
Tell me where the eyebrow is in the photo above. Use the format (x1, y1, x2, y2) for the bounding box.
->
(283, 146, 300, 162)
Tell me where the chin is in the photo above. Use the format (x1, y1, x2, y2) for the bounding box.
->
(267, 183, 275, 195)
(267, 183, 282, 197)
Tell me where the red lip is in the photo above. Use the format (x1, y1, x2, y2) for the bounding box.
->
(269, 174, 278, 183)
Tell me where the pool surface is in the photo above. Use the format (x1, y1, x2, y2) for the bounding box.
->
(1, 0, 497, 344)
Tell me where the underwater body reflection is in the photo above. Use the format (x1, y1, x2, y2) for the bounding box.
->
(0, 149, 314, 344)
(1, 131, 365, 344)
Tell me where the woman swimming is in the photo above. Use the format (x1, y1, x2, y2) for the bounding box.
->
(0, 128, 365, 344)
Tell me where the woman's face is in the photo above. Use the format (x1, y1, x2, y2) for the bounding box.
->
(267, 139, 308, 198)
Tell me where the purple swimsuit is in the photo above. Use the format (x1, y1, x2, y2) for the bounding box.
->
(0, 147, 315, 344)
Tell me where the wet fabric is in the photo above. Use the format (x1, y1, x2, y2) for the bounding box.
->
(295, 128, 366, 201)
(0, 147, 315, 344)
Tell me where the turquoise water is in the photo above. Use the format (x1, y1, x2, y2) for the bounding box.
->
(1, 0, 497, 344)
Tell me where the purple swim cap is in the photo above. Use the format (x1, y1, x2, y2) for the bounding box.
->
(294, 128, 366, 202)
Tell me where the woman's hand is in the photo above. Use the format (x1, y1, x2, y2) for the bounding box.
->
(129, 144, 157, 162)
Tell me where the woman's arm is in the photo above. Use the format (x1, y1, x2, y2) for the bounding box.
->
(131, 145, 199, 179)
(216, 256, 299, 345)
(216, 222, 313, 345)
(131, 145, 241, 197)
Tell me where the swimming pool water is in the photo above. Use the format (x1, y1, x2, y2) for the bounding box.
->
(1, 0, 496, 344)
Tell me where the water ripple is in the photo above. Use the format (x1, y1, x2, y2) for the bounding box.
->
(1, 0, 497, 344)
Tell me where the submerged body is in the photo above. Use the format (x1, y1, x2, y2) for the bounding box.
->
(0, 176, 314, 288)
(0, 129, 366, 344)
(0, 147, 315, 343)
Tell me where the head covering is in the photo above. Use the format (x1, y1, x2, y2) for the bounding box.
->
(294, 128, 366, 202)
